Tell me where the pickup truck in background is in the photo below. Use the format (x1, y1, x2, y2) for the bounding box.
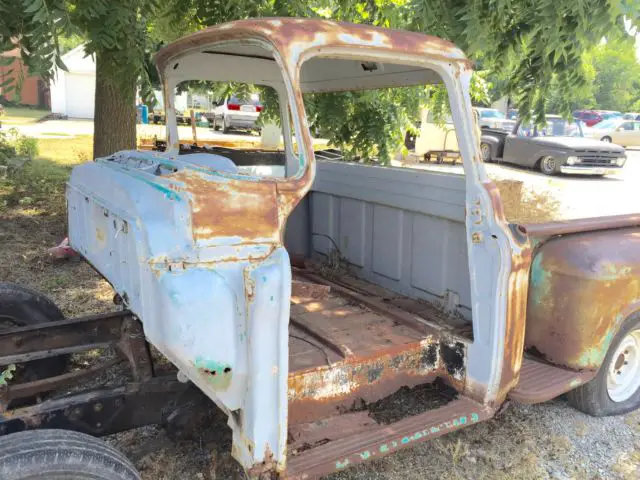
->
(480, 115, 627, 175)
(0, 19, 639, 480)
(476, 107, 517, 131)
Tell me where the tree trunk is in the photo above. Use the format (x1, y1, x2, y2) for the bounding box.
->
(93, 52, 137, 158)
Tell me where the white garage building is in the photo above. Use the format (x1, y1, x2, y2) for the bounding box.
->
(50, 45, 96, 119)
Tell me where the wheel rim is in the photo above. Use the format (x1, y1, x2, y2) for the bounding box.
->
(541, 156, 556, 173)
(602, 137, 611, 143)
(607, 329, 640, 402)
(480, 144, 491, 161)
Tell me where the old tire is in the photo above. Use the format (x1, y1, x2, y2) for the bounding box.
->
(480, 143, 493, 162)
(0, 283, 68, 383)
(600, 136, 612, 143)
(0, 430, 140, 480)
(222, 116, 230, 134)
(539, 156, 558, 176)
(568, 314, 640, 416)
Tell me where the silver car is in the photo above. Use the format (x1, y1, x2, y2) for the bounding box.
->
(211, 94, 262, 133)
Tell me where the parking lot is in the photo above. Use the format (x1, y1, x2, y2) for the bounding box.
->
(413, 148, 640, 221)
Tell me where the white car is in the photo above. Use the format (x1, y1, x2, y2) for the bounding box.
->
(476, 107, 516, 132)
(211, 94, 262, 133)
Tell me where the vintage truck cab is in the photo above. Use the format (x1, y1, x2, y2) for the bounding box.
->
(0, 18, 639, 480)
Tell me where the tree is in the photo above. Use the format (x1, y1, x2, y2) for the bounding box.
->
(589, 39, 640, 112)
(1, 0, 158, 158)
(2, 0, 639, 161)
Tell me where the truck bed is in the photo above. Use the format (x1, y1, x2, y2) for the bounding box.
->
(287, 270, 473, 425)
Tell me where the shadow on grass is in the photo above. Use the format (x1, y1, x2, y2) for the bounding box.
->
(0, 157, 75, 211)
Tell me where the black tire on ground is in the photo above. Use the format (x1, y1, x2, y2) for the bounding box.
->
(480, 143, 493, 162)
(601, 136, 612, 143)
(538, 156, 558, 176)
(568, 313, 640, 416)
(0, 430, 140, 480)
(222, 116, 230, 134)
(0, 283, 68, 382)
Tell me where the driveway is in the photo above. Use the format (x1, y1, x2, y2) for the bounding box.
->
(404, 148, 640, 221)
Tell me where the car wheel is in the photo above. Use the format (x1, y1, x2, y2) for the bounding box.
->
(601, 136, 612, 143)
(480, 143, 493, 162)
(0, 430, 140, 480)
(568, 314, 640, 416)
(539, 156, 558, 175)
(222, 116, 230, 134)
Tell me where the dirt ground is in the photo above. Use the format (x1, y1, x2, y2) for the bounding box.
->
(1, 137, 639, 479)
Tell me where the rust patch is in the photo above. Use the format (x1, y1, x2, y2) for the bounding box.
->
(170, 170, 280, 242)
(509, 356, 597, 404)
(287, 337, 466, 424)
(525, 227, 640, 370)
(155, 19, 468, 75)
(483, 181, 533, 404)
(291, 280, 331, 299)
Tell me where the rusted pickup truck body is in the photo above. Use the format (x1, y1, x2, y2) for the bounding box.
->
(19, 18, 640, 479)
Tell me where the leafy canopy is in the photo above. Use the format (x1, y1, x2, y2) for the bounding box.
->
(2, 0, 639, 161)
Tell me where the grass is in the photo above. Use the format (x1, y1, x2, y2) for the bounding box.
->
(0, 133, 113, 319)
(2, 107, 50, 125)
(0, 136, 92, 211)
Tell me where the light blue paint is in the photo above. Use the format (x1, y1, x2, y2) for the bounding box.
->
(529, 252, 552, 307)
(577, 328, 614, 367)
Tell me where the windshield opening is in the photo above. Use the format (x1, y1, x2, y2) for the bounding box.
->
(517, 118, 584, 137)
(480, 109, 505, 119)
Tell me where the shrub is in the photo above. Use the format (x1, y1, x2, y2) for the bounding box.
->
(0, 128, 38, 166)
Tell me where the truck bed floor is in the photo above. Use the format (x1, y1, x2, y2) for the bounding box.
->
(288, 271, 471, 373)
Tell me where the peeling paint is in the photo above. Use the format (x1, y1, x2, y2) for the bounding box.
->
(194, 356, 233, 390)
(334, 412, 481, 470)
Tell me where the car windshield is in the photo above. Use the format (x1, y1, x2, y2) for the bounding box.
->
(229, 94, 261, 106)
(480, 109, 505, 119)
(517, 118, 584, 137)
(593, 119, 620, 130)
(601, 112, 622, 120)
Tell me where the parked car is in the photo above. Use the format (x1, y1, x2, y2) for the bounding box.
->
(597, 110, 623, 121)
(584, 118, 640, 146)
(507, 109, 519, 120)
(573, 110, 603, 127)
(476, 107, 516, 131)
(2, 18, 640, 480)
(211, 93, 262, 133)
(481, 115, 626, 175)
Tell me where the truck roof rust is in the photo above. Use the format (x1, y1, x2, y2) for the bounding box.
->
(155, 18, 470, 74)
